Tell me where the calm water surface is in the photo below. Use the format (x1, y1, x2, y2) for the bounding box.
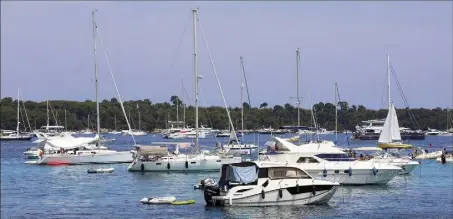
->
(1, 134, 452, 219)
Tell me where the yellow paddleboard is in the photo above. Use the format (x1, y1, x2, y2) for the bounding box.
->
(171, 200, 195, 205)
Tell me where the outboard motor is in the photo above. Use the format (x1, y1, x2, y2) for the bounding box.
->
(204, 185, 223, 206)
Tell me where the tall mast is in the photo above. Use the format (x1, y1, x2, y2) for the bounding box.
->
(16, 89, 20, 133)
(193, 8, 199, 151)
(92, 10, 100, 144)
(387, 54, 391, 109)
(240, 56, 244, 132)
(296, 48, 300, 127)
(64, 109, 67, 132)
(335, 82, 338, 142)
(138, 109, 141, 130)
(114, 114, 117, 130)
(182, 78, 186, 127)
(46, 100, 49, 130)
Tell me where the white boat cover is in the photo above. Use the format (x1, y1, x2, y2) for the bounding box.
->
(45, 134, 99, 150)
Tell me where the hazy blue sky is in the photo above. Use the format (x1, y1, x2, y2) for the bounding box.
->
(1, 1, 452, 109)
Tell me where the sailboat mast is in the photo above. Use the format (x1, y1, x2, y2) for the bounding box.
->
(296, 48, 300, 127)
(182, 78, 186, 127)
(92, 10, 100, 143)
(335, 82, 338, 142)
(193, 8, 199, 151)
(387, 54, 391, 108)
(240, 56, 244, 132)
(46, 100, 49, 130)
(16, 89, 20, 133)
(64, 109, 67, 132)
(114, 114, 117, 130)
(138, 109, 141, 130)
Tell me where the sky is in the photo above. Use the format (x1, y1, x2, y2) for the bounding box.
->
(1, 1, 452, 109)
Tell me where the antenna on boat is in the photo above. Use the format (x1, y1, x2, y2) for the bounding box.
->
(335, 82, 338, 143)
(92, 9, 101, 146)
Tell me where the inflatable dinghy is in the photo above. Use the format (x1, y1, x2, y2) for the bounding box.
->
(140, 196, 176, 204)
(171, 200, 195, 205)
(87, 168, 114, 173)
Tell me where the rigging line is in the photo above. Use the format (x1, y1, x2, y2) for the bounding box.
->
(166, 14, 193, 75)
(299, 61, 319, 140)
(241, 57, 257, 143)
(19, 93, 32, 132)
(96, 23, 136, 145)
(198, 17, 240, 144)
(336, 84, 350, 147)
(199, 86, 219, 142)
(389, 62, 420, 130)
(48, 102, 59, 126)
(20, 105, 27, 131)
(380, 68, 389, 109)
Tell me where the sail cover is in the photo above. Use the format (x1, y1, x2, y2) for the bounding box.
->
(378, 103, 401, 143)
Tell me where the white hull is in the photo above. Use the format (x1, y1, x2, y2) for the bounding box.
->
(215, 186, 337, 206)
(36, 151, 133, 165)
(128, 156, 242, 172)
(304, 167, 398, 185)
(371, 158, 419, 175)
(415, 151, 442, 159)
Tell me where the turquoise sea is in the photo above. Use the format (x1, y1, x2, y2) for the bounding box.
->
(1, 134, 452, 219)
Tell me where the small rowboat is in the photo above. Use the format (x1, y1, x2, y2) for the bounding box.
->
(171, 200, 195, 205)
(140, 196, 176, 204)
(87, 168, 115, 174)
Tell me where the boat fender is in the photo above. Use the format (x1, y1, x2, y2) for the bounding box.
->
(167, 163, 171, 170)
(141, 164, 144, 172)
(323, 169, 327, 177)
(185, 161, 188, 169)
(296, 184, 300, 193)
(372, 167, 378, 176)
(261, 189, 265, 199)
(348, 167, 352, 176)
(278, 188, 283, 198)
(312, 185, 316, 196)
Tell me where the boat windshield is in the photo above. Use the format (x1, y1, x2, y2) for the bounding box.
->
(268, 167, 311, 180)
(315, 153, 356, 161)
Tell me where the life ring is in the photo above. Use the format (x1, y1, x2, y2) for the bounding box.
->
(322, 169, 327, 177)
(167, 163, 170, 170)
(141, 164, 144, 172)
(185, 161, 188, 169)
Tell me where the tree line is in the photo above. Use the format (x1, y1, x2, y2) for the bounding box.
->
(1, 96, 451, 132)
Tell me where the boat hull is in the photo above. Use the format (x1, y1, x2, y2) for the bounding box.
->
(378, 143, 413, 149)
(128, 157, 242, 172)
(212, 186, 337, 206)
(305, 168, 399, 185)
(352, 132, 425, 140)
(36, 151, 133, 165)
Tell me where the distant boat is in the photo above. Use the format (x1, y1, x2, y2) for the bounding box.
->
(0, 90, 34, 141)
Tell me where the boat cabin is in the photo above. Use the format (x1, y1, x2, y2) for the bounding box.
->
(218, 162, 312, 190)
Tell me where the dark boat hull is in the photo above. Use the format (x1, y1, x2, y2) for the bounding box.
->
(352, 132, 425, 140)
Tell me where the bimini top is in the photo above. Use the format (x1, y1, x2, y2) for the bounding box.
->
(136, 145, 169, 156)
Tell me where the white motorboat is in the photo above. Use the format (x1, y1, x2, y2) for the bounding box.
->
(216, 131, 231, 138)
(414, 147, 443, 159)
(122, 129, 147, 136)
(260, 137, 401, 185)
(23, 147, 43, 159)
(202, 161, 339, 206)
(167, 128, 206, 139)
(220, 132, 258, 155)
(368, 150, 419, 175)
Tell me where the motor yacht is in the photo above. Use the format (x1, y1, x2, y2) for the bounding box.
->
(260, 137, 401, 185)
(202, 161, 339, 206)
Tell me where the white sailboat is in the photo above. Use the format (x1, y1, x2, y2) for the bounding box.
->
(377, 54, 412, 149)
(35, 10, 134, 165)
(128, 8, 242, 172)
(109, 115, 122, 134)
(80, 114, 95, 134)
(0, 89, 34, 141)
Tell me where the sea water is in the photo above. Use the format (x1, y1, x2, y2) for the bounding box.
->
(1, 134, 452, 219)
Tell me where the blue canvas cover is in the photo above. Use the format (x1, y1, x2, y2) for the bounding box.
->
(232, 166, 258, 184)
